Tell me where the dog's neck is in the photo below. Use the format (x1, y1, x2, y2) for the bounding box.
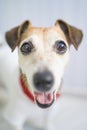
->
(20, 71, 34, 102)
(20, 70, 61, 103)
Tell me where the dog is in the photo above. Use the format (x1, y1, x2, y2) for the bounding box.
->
(0, 20, 83, 130)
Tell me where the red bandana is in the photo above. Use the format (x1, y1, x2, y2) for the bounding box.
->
(20, 75, 61, 102)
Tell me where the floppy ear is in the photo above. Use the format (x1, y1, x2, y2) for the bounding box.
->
(55, 20, 83, 50)
(5, 20, 30, 51)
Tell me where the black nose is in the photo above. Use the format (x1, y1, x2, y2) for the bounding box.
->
(33, 71, 54, 92)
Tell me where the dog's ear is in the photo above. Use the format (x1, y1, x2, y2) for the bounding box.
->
(55, 20, 83, 50)
(5, 20, 31, 51)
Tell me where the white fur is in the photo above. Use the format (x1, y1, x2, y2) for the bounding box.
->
(0, 29, 69, 130)
(18, 31, 70, 94)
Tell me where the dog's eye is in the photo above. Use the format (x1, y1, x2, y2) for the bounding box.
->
(54, 41, 67, 54)
(20, 41, 34, 55)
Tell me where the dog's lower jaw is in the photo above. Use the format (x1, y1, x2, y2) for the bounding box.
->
(34, 91, 55, 109)
(35, 89, 61, 109)
(35, 97, 54, 109)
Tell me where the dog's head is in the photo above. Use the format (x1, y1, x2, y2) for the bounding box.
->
(5, 20, 83, 108)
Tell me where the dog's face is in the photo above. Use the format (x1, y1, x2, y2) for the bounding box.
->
(5, 20, 83, 108)
(18, 26, 70, 108)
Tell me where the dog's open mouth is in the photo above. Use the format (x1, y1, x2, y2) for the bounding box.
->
(34, 91, 55, 108)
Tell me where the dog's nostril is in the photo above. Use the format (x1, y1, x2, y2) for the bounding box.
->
(33, 71, 54, 92)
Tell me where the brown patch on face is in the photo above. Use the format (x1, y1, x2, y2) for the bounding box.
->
(55, 20, 83, 49)
(5, 19, 83, 51)
(5, 21, 31, 51)
(20, 25, 67, 46)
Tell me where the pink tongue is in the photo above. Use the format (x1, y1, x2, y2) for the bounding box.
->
(35, 92, 53, 104)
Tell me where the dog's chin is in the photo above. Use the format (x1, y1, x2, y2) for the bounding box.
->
(34, 91, 55, 109)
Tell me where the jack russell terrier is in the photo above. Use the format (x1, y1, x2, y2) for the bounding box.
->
(0, 20, 83, 130)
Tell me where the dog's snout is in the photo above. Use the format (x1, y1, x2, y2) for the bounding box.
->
(33, 71, 54, 92)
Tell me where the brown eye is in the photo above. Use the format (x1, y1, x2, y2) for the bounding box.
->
(54, 41, 67, 54)
(20, 41, 34, 55)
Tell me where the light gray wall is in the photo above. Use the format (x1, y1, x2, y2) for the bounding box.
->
(0, 0, 87, 89)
